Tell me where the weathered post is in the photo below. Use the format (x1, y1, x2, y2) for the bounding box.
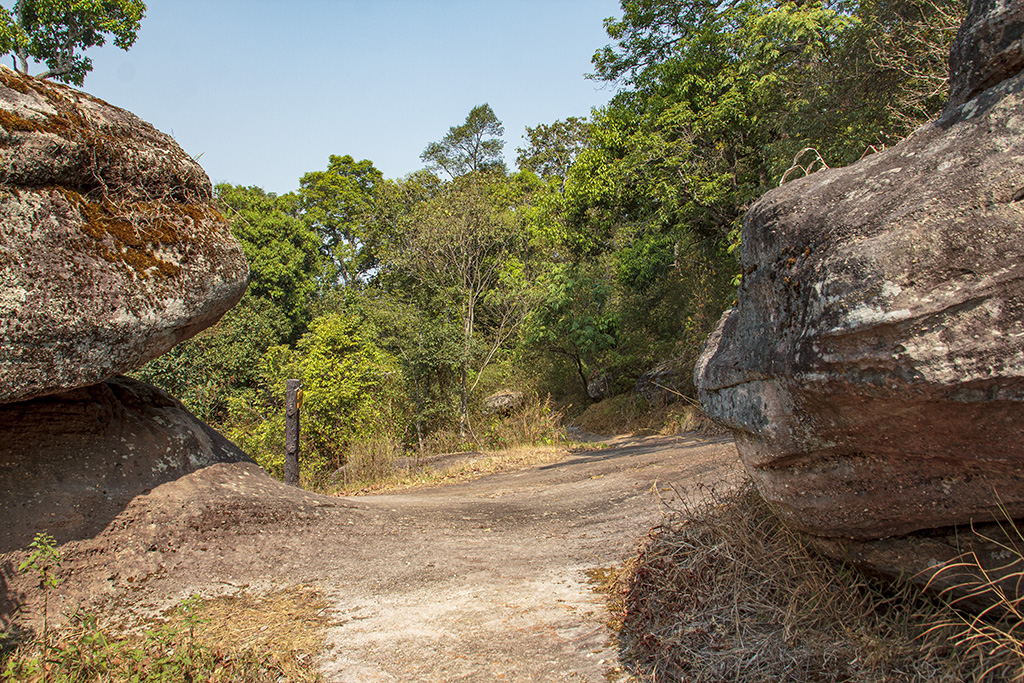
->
(284, 379, 301, 486)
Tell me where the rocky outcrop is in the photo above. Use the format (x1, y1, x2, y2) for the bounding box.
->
(636, 361, 691, 407)
(695, 0, 1024, 543)
(947, 0, 1024, 110)
(483, 389, 526, 416)
(586, 374, 612, 401)
(0, 377, 255, 554)
(0, 66, 248, 404)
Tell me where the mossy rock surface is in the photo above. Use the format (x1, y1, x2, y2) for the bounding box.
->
(0, 67, 248, 404)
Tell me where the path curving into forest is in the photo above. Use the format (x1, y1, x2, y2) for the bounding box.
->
(11, 434, 742, 682)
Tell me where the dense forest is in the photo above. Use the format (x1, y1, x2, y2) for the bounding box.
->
(134, 0, 964, 485)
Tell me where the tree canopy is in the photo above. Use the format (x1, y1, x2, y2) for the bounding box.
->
(421, 103, 506, 179)
(0, 0, 146, 85)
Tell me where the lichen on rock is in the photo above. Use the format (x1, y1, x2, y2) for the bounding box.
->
(0, 67, 248, 404)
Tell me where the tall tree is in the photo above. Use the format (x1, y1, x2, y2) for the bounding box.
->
(516, 117, 591, 190)
(0, 0, 146, 85)
(421, 103, 506, 179)
(216, 184, 321, 340)
(299, 155, 383, 288)
(389, 175, 532, 437)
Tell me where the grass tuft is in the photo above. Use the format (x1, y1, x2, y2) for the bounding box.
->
(1, 586, 331, 682)
(922, 515, 1024, 682)
(606, 481, 1000, 682)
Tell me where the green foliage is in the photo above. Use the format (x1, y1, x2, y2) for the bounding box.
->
(16, 531, 61, 651)
(228, 310, 406, 482)
(1, 600, 322, 682)
(385, 171, 535, 435)
(18, 532, 60, 593)
(216, 184, 321, 339)
(522, 260, 618, 397)
(298, 312, 403, 465)
(299, 155, 383, 287)
(133, 293, 291, 424)
(421, 103, 506, 178)
(516, 117, 591, 187)
(0, 0, 146, 85)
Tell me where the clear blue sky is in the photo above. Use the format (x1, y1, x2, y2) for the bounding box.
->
(15, 1, 624, 195)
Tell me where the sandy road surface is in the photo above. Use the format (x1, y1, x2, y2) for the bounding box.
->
(4, 433, 741, 682)
(317, 434, 741, 682)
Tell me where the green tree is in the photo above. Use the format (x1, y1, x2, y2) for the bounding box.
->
(0, 0, 146, 85)
(421, 103, 506, 179)
(522, 261, 618, 398)
(388, 175, 532, 437)
(216, 184, 321, 339)
(516, 117, 591, 189)
(299, 155, 383, 288)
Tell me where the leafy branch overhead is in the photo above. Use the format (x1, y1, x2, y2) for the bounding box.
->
(0, 0, 146, 85)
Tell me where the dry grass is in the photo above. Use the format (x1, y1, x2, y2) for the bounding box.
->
(1, 586, 333, 682)
(606, 481, 996, 683)
(570, 395, 726, 438)
(922, 517, 1024, 682)
(166, 585, 335, 681)
(331, 443, 569, 495)
(322, 392, 571, 495)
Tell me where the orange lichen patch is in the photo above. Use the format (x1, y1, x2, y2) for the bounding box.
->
(0, 108, 47, 133)
(56, 188, 224, 279)
(0, 67, 31, 94)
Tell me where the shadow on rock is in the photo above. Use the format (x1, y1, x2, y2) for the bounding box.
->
(0, 377, 256, 555)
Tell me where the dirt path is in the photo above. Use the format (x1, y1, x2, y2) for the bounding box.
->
(6, 433, 742, 682)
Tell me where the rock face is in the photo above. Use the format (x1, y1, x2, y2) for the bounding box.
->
(0, 67, 248, 404)
(636, 361, 691, 407)
(695, 1, 1024, 542)
(483, 389, 526, 416)
(0, 377, 255, 554)
(947, 0, 1024, 110)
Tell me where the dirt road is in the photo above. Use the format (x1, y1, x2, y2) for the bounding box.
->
(7, 433, 742, 682)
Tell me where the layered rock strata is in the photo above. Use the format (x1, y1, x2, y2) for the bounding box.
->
(695, 0, 1024, 542)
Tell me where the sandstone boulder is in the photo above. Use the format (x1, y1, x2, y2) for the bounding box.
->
(695, 2, 1024, 542)
(636, 361, 691, 407)
(0, 376, 257, 554)
(483, 389, 526, 416)
(0, 67, 248, 404)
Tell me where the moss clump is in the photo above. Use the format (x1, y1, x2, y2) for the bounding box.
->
(56, 188, 225, 279)
(0, 109, 46, 133)
(0, 68, 31, 95)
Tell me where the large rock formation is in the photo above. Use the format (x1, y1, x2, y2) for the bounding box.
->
(0, 72, 260, 562)
(0, 66, 248, 404)
(695, 0, 1024, 544)
(0, 377, 254, 554)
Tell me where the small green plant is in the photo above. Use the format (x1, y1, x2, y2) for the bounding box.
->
(178, 593, 204, 661)
(2, 589, 328, 682)
(18, 532, 61, 648)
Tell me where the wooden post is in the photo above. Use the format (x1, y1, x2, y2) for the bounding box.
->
(284, 379, 301, 486)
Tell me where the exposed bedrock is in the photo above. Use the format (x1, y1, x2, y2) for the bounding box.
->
(695, 0, 1024, 543)
(0, 66, 248, 404)
(0, 377, 256, 554)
